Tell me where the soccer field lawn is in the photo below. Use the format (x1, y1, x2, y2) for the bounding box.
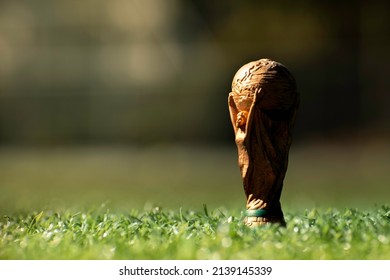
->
(1, 206, 389, 259)
(0, 141, 389, 211)
(0, 142, 389, 259)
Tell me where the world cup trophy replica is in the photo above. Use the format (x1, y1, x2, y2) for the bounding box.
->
(228, 59, 299, 226)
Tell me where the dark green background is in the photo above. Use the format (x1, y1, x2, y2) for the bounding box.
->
(0, 0, 389, 211)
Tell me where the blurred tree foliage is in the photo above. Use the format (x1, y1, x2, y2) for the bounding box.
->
(0, 0, 389, 145)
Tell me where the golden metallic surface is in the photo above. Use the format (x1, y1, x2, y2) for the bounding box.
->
(228, 58, 299, 226)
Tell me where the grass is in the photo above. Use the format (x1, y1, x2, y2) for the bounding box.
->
(1, 205, 389, 259)
(0, 142, 389, 259)
(0, 142, 389, 211)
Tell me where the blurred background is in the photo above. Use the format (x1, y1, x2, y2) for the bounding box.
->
(0, 0, 389, 212)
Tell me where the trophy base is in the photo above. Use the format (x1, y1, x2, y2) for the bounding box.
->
(244, 216, 286, 227)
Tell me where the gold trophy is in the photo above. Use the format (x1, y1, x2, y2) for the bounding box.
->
(228, 59, 299, 226)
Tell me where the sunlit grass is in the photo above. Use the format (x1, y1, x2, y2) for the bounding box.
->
(1, 205, 389, 259)
(0, 142, 389, 259)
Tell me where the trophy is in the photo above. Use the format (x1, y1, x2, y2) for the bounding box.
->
(228, 59, 299, 226)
